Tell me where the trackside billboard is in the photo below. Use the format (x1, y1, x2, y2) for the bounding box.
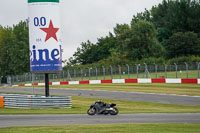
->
(28, 0, 62, 73)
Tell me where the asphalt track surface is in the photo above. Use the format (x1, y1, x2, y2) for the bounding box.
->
(0, 87, 200, 105)
(0, 113, 200, 127)
(0, 88, 200, 127)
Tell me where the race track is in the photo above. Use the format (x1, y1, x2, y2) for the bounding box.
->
(0, 87, 200, 105)
(0, 87, 200, 128)
(0, 113, 200, 127)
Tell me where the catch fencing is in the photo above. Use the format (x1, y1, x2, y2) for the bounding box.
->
(8, 62, 200, 85)
(0, 93, 71, 108)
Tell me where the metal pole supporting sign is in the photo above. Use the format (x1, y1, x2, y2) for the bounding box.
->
(28, 0, 62, 97)
(45, 73, 49, 97)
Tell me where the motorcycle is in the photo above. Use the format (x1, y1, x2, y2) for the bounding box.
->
(87, 100, 119, 115)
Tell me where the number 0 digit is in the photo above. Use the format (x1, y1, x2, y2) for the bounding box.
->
(40, 17, 46, 26)
(34, 17, 39, 26)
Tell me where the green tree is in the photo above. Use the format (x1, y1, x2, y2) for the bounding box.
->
(0, 27, 14, 77)
(10, 21, 29, 75)
(0, 21, 29, 78)
(127, 20, 165, 60)
(151, 0, 200, 41)
(165, 31, 200, 58)
(69, 33, 119, 65)
(96, 33, 118, 60)
(132, 8, 152, 23)
(113, 24, 131, 58)
(72, 40, 97, 65)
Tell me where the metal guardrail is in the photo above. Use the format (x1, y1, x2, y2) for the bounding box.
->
(0, 94, 71, 108)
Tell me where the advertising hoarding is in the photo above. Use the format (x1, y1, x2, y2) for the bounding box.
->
(28, 0, 62, 73)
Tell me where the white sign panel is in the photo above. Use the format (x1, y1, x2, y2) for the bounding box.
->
(28, 0, 62, 73)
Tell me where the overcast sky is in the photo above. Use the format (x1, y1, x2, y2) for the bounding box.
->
(0, 0, 163, 61)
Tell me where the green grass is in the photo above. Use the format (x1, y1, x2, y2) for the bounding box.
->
(51, 83, 200, 96)
(1, 96, 200, 114)
(1, 123, 200, 133)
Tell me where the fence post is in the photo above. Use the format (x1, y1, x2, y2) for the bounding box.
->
(184, 62, 188, 79)
(16, 75, 18, 84)
(154, 63, 158, 79)
(88, 67, 91, 80)
(102, 66, 105, 80)
(52, 74, 54, 82)
(74, 69, 76, 81)
(174, 63, 178, 78)
(67, 70, 71, 81)
(126, 64, 130, 79)
(197, 62, 200, 78)
(135, 64, 139, 78)
(32, 73, 35, 94)
(110, 65, 113, 79)
(39, 74, 42, 82)
(14, 75, 16, 85)
(118, 65, 121, 79)
(24, 74, 26, 84)
(81, 69, 83, 81)
(10, 76, 13, 85)
(144, 63, 147, 78)
(95, 67, 98, 80)
(29, 73, 31, 84)
(164, 63, 167, 78)
(62, 71, 65, 81)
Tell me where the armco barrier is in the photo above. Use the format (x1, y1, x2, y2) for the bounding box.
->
(12, 78, 200, 87)
(0, 94, 71, 109)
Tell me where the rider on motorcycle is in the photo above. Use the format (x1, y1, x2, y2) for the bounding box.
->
(87, 100, 119, 115)
(95, 100, 107, 111)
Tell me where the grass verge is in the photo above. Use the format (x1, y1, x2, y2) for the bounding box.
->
(1, 123, 200, 133)
(1, 96, 200, 114)
(51, 83, 200, 96)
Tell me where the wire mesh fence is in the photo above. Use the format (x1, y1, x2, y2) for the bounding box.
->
(10, 62, 200, 85)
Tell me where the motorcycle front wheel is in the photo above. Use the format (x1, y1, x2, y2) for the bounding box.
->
(110, 107, 119, 115)
(87, 107, 97, 115)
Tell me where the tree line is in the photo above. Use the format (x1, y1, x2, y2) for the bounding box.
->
(0, 21, 29, 79)
(66, 0, 200, 68)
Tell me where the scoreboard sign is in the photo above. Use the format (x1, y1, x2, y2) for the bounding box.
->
(28, 0, 62, 73)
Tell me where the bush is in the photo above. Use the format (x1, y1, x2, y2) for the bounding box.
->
(167, 56, 200, 64)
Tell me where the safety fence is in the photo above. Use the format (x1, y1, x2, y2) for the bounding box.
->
(0, 94, 71, 108)
(6, 63, 200, 85)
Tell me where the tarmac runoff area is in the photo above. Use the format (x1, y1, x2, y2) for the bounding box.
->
(0, 87, 200, 105)
(0, 113, 200, 127)
(0, 88, 200, 127)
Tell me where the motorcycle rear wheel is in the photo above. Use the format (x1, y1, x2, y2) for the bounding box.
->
(110, 107, 119, 115)
(87, 107, 97, 115)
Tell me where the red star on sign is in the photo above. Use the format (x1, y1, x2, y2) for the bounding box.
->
(40, 20, 59, 42)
